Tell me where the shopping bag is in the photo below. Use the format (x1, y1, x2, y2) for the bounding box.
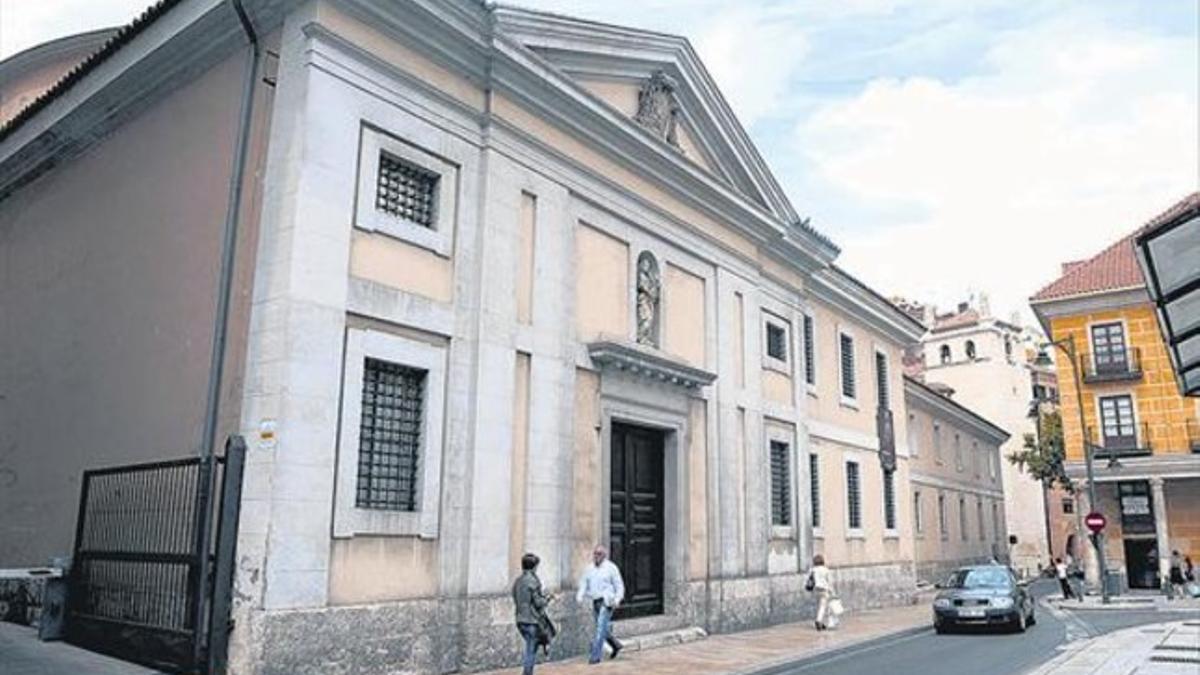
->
(1186, 582, 1200, 599)
(829, 598, 845, 616)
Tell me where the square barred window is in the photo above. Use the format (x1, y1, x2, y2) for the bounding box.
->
(356, 357, 427, 512)
(375, 151, 439, 229)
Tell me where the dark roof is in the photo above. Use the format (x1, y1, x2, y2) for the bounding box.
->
(1031, 192, 1200, 303)
(0, 0, 184, 143)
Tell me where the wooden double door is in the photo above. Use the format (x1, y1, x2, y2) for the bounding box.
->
(609, 422, 665, 619)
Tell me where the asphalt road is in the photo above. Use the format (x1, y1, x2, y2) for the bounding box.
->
(773, 580, 1192, 675)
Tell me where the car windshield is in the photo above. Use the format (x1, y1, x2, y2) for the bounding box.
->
(948, 567, 1012, 590)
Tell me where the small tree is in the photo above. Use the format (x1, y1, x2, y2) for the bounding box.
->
(1009, 409, 1074, 492)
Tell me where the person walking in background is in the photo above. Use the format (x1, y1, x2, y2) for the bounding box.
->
(512, 553, 552, 675)
(576, 545, 624, 664)
(1054, 557, 1076, 600)
(808, 554, 835, 630)
(1185, 555, 1195, 582)
(1168, 551, 1186, 599)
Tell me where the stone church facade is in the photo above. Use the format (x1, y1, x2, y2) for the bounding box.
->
(0, 1, 926, 673)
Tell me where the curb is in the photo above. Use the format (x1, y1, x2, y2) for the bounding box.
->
(736, 624, 932, 675)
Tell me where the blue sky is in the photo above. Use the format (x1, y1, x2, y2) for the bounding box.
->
(3, 0, 1197, 323)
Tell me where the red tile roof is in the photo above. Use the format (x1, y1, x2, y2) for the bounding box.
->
(1031, 192, 1200, 303)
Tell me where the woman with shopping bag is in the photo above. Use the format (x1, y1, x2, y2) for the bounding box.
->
(806, 554, 841, 630)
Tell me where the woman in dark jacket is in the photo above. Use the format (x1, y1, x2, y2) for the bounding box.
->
(512, 553, 552, 675)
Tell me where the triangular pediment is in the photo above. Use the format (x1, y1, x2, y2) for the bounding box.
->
(493, 7, 798, 223)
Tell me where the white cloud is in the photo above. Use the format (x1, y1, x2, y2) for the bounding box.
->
(799, 10, 1198, 319)
(693, 6, 809, 128)
(0, 0, 151, 58)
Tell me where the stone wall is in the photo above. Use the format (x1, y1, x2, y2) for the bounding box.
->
(244, 567, 914, 675)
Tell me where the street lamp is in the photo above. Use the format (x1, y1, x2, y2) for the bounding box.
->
(1044, 334, 1111, 604)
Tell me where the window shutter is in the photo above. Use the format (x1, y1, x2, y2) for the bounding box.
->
(875, 351, 889, 408)
(846, 461, 862, 529)
(803, 315, 816, 385)
(809, 453, 821, 528)
(840, 334, 856, 399)
(883, 469, 896, 530)
(769, 441, 791, 526)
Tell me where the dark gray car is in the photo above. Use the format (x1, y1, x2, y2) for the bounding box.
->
(932, 565, 1035, 634)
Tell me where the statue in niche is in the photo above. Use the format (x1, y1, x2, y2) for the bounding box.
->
(634, 70, 681, 148)
(636, 252, 661, 347)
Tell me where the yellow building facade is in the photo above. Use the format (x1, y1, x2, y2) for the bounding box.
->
(1032, 195, 1200, 592)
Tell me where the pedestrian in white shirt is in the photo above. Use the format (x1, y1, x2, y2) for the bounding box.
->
(807, 554, 835, 630)
(576, 545, 624, 663)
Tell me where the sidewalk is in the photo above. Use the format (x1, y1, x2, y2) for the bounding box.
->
(1045, 593, 1200, 612)
(1027, 620, 1200, 674)
(476, 601, 933, 675)
(0, 622, 159, 675)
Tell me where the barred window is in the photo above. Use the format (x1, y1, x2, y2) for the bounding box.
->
(810, 453, 821, 529)
(375, 151, 439, 228)
(766, 323, 788, 362)
(839, 333, 856, 400)
(803, 314, 816, 386)
(846, 461, 862, 530)
(977, 499, 986, 541)
(356, 357, 426, 511)
(883, 469, 896, 530)
(938, 494, 947, 537)
(770, 440, 791, 526)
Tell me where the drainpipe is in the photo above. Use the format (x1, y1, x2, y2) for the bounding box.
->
(200, 0, 260, 459)
(192, 2, 260, 671)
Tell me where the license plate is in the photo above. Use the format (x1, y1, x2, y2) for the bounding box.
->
(959, 608, 985, 618)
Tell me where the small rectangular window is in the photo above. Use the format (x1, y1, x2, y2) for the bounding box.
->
(938, 494, 947, 537)
(977, 499, 985, 541)
(375, 151, 439, 229)
(1062, 497, 1075, 514)
(846, 461, 862, 530)
(907, 413, 919, 458)
(954, 433, 963, 471)
(356, 357, 427, 511)
(766, 322, 788, 362)
(803, 315, 816, 386)
(875, 351, 889, 409)
(883, 469, 896, 530)
(1099, 394, 1137, 448)
(840, 333, 856, 400)
(770, 440, 791, 526)
(959, 497, 968, 541)
(933, 423, 943, 461)
(810, 453, 821, 529)
(914, 490, 923, 533)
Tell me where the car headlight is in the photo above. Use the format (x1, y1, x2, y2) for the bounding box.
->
(990, 597, 1014, 609)
(934, 598, 952, 609)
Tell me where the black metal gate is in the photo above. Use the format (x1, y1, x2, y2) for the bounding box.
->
(66, 437, 246, 674)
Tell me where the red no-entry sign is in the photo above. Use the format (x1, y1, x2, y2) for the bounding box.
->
(1085, 512, 1107, 533)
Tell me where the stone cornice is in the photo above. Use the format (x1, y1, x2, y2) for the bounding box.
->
(587, 340, 717, 391)
(1065, 454, 1200, 482)
(808, 267, 926, 347)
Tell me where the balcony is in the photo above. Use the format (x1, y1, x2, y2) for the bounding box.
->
(1079, 347, 1143, 384)
(1087, 424, 1153, 459)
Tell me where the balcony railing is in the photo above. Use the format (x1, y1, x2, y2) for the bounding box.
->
(1188, 419, 1200, 454)
(1087, 423, 1153, 459)
(1080, 347, 1143, 383)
